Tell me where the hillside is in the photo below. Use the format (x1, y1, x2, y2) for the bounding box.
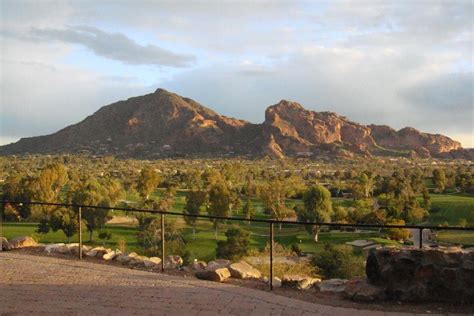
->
(0, 88, 470, 159)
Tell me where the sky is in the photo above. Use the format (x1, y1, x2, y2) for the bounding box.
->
(1, 0, 473, 147)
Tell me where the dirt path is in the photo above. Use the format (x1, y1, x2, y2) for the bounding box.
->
(0, 252, 426, 316)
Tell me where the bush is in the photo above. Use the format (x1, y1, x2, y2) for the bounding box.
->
(216, 227, 250, 261)
(311, 244, 365, 279)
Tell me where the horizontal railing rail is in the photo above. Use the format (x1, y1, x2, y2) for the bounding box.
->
(1, 200, 473, 291)
(1, 200, 473, 231)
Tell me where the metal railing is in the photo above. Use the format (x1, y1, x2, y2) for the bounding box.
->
(1, 200, 473, 290)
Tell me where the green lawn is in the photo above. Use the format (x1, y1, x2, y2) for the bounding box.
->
(1, 220, 397, 262)
(435, 230, 474, 247)
(427, 194, 474, 226)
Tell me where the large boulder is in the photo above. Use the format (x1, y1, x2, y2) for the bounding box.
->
(103, 249, 122, 261)
(116, 252, 138, 264)
(86, 246, 109, 258)
(196, 268, 231, 282)
(184, 260, 207, 272)
(129, 255, 148, 267)
(207, 259, 231, 270)
(165, 255, 183, 269)
(344, 277, 385, 302)
(8, 236, 38, 249)
(281, 275, 321, 290)
(228, 261, 262, 279)
(0, 237, 10, 251)
(317, 279, 348, 293)
(143, 257, 162, 269)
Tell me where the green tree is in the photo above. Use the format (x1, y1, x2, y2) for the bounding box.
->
(49, 208, 80, 243)
(298, 185, 333, 242)
(259, 180, 294, 230)
(71, 180, 111, 241)
(137, 166, 160, 200)
(432, 169, 446, 193)
(216, 227, 250, 261)
(242, 198, 254, 224)
(184, 189, 207, 238)
(207, 181, 231, 238)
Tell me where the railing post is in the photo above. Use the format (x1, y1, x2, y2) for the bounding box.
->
(78, 207, 83, 260)
(161, 213, 165, 272)
(419, 227, 423, 249)
(269, 222, 274, 291)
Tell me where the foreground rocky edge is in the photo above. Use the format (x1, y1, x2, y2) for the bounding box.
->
(1, 236, 473, 304)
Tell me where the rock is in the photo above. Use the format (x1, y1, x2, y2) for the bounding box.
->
(196, 268, 231, 282)
(228, 261, 261, 279)
(462, 260, 474, 271)
(86, 246, 108, 258)
(45, 243, 65, 253)
(186, 260, 207, 272)
(207, 259, 231, 270)
(281, 275, 321, 290)
(69, 244, 91, 255)
(165, 255, 183, 269)
(103, 249, 121, 261)
(8, 236, 38, 249)
(0, 237, 9, 251)
(129, 255, 148, 267)
(57, 244, 72, 254)
(143, 257, 162, 268)
(317, 279, 348, 293)
(344, 277, 385, 302)
(263, 276, 282, 287)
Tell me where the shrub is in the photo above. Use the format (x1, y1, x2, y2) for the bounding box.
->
(216, 227, 250, 261)
(311, 244, 365, 279)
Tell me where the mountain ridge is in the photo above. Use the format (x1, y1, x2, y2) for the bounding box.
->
(1, 88, 470, 160)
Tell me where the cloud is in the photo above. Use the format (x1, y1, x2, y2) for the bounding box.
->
(29, 26, 196, 67)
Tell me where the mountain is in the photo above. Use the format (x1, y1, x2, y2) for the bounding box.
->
(0, 88, 470, 159)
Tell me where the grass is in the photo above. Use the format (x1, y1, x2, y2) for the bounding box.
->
(435, 230, 474, 247)
(426, 194, 474, 226)
(1, 219, 399, 262)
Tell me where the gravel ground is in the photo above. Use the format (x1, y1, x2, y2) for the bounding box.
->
(0, 251, 470, 315)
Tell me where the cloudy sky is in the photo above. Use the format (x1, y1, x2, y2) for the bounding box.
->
(1, 0, 473, 147)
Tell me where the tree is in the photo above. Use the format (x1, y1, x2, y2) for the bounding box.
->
(137, 166, 160, 200)
(259, 180, 294, 230)
(297, 185, 333, 242)
(242, 198, 254, 225)
(207, 181, 231, 238)
(184, 189, 207, 238)
(432, 169, 446, 193)
(385, 219, 410, 241)
(50, 208, 80, 243)
(71, 180, 111, 241)
(216, 227, 250, 261)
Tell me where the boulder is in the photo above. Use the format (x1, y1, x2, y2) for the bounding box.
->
(196, 268, 231, 282)
(263, 276, 282, 287)
(185, 260, 207, 272)
(281, 275, 321, 290)
(207, 259, 231, 270)
(8, 236, 38, 249)
(144, 257, 162, 268)
(165, 255, 183, 269)
(0, 237, 9, 251)
(228, 261, 262, 279)
(45, 243, 65, 253)
(103, 249, 121, 261)
(116, 252, 136, 264)
(317, 279, 348, 293)
(86, 246, 108, 258)
(129, 255, 148, 267)
(57, 244, 72, 254)
(344, 277, 385, 302)
(69, 244, 91, 255)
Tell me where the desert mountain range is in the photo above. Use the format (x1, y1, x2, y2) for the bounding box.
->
(1, 88, 471, 159)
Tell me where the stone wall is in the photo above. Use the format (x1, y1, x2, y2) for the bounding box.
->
(366, 246, 474, 303)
